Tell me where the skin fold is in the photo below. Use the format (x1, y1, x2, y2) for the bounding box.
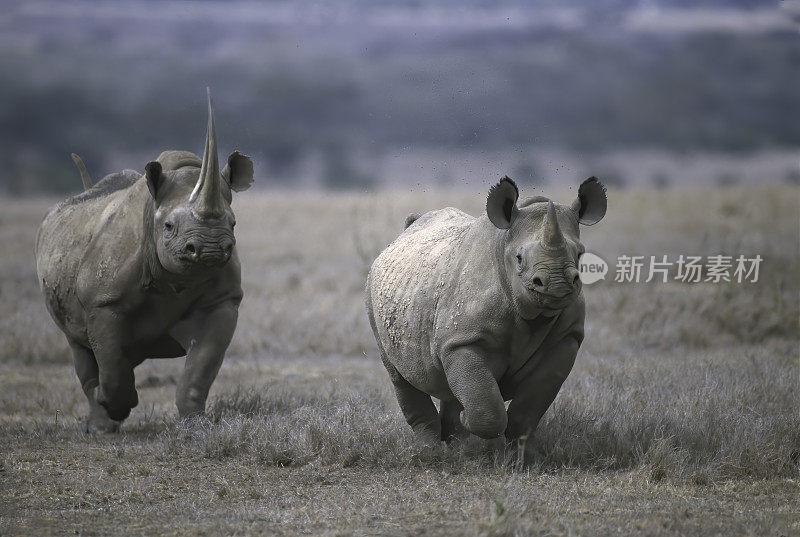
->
(366, 177, 606, 462)
(35, 91, 254, 432)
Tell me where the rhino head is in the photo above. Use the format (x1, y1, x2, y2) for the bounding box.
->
(487, 176, 606, 317)
(143, 89, 254, 276)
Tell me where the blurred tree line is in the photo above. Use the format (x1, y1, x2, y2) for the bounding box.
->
(0, 4, 797, 193)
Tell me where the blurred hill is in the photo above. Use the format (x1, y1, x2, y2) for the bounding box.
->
(0, 0, 798, 193)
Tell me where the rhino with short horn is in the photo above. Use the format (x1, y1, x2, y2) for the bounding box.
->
(36, 89, 254, 432)
(366, 177, 606, 461)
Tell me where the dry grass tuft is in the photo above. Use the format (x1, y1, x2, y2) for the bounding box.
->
(534, 346, 799, 480)
(172, 386, 417, 468)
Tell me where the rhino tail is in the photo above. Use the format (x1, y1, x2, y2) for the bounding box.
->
(70, 153, 92, 190)
(404, 213, 421, 229)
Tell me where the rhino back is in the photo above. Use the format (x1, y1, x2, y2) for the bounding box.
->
(36, 172, 147, 339)
(368, 207, 485, 395)
(59, 169, 140, 209)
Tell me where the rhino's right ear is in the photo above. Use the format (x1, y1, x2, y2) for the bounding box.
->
(570, 177, 607, 226)
(145, 161, 165, 199)
(222, 151, 254, 192)
(486, 176, 519, 229)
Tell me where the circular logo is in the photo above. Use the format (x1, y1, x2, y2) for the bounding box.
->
(579, 252, 608, 285)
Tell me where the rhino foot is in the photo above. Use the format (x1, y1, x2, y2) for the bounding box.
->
(176, 387, 208, 419)
(96, 384, 137, 421)
(78, 386, 124, 433)
(440, 399, 469, 444)
(459, 409, 507, 440)
(178, 412, 211, 428)
(410, 423, 442, 449)
(84, 415, 121, 434)
(506, 436, 541, 470)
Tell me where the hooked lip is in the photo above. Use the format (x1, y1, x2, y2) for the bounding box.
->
(527, 287, 574, 298)
(200, 257, 230, 267)
(527, 288, 576, 309)
(177, 250, 232, 267)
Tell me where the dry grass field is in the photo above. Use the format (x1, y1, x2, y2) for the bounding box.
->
(1, 184, 798, 536)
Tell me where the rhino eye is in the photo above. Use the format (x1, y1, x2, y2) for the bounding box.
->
(164, 222, 174, 231)
(515, 253, 523, 265)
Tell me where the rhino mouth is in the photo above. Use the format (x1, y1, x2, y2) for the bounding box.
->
(177, 250, 232, 267)
(528, 288, 575, 310)
(171, 230, 235, 269)
(526, 286, 572, 298)
(199, 252, 232, 267)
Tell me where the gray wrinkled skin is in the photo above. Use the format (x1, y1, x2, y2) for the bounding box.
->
(366, 177, 606, 460)
(35, 91, 254, 432)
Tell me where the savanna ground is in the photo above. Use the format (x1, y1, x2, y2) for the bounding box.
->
(1, 184, 798, 536)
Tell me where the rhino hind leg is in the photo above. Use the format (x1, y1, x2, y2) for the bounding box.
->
(68, 341, 120, 433)
(381, 356, 441, 447)
(439, 399, 468, 443)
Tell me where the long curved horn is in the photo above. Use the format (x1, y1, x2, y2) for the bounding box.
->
(190, 88, 225, 219)
(541, 200, 566, 249)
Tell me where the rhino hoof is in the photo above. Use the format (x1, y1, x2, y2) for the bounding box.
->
(411, 424, 442, 449)
(179, 412, 211, 427)
(104, 406, 132, 422)
(96, 385, 137, 421)
(84, 418, 120, 434)
(459, 410, 507, 440)
(508, 439, 540, 470)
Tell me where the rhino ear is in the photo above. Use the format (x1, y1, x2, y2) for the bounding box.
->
(486, 176, 519, 230)
(570, 176, 607, 226)
(144, 161, 165, 199)
(222, 151, 254, 192)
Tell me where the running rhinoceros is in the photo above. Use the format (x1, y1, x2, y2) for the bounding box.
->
(366, 177, 606, 459)
(35, 90, 254, 432)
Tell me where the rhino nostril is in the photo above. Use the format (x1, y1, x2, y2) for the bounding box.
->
(530, 270, 551, 291)
(184, 243, 200, 259)
(565, 267, 580, 287)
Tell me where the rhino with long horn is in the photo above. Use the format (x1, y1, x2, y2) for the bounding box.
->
(35, 89, 254, 432)
(366, 176, 607, 465)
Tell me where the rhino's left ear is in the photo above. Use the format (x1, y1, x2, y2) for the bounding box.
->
(145, 161, 165, 199)
(570, 177, 607, 226)
(486, 176, 519, 229)
(222, 151, 254, 192)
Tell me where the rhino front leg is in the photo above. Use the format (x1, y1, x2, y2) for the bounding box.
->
(505, 336, 580, 464)
(439, 399, 468, 443)
(381, 356, 441, 447)
(171, 302, 238, 418)
(68, 340, 119, 433)
(443, 348, 507, 440)
(87, 310, 138, 422)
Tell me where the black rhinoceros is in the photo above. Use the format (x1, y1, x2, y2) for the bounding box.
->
(366, 177, 606, 460)
(35, 90, 253, 432)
